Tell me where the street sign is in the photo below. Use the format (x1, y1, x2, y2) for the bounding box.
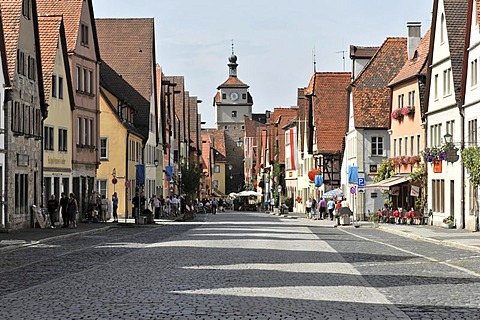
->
(358, 177, 365, 188)
(125, 180, 131, 189)
(112, 178, 118, 185)
(350, 186, 356, 195)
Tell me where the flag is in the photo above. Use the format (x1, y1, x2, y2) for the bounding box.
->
(348, 166, 359, 184)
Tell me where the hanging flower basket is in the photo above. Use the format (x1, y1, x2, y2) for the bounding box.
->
(308, 168, 322, 181)
(391, 108, 403, 120)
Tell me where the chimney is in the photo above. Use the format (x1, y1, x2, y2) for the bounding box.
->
(407, 22, 421, 60)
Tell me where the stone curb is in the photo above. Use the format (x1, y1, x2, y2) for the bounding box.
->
(378, 225, 480, 254)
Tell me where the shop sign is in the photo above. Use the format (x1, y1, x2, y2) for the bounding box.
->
(433, 160, 442, 173)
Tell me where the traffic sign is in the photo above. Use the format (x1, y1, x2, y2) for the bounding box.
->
(350, 186, 356, 194)
(112, 178, 118, 185)
(358, 177, 365, 188)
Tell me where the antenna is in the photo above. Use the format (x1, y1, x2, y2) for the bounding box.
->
(313, 47, 317, 73)
(336, 50, 347, 71)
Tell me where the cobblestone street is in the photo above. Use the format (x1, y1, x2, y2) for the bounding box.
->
(1, 212, 480, 319)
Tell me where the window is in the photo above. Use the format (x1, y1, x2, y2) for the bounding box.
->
(440, 13, 445, 43)
(417, 135, 421, 155)
(446, 120, 455, 138)
(52, 75, 57, 97)
(408, 90, 415, 106)
(434, 74, 439, 100)
(15, 174, 28, 215)
(17, 51, 25, 76)
(399, 138, 402, 156)
(222, 93, 226, 99)
(232, 110, 237, 117)
(430, 123, 442, 147)
(97, 180, 107, 198)
(398, 94, 404, 108)
(89, 119, 94, 146)
(404, 137, 408, 155)
(100, 138, 108, 159)
(468, 119, 478, 145)
(371, 136, 383, 156)
(27, 56, 35, 80)
(411, 136, 414, 156)
(443, 68, 451, 96)
(84, 118, 89, 146)
(471, 59, 478, 87)
(76, 66, 81, 91)
(214, 165, 220, 173)
(22, 0, 30, 19)
(432, 179, 445, 213)
(44, 126, 54, 151)
(81, 23, 89, 46)
(58, 128, 67, 152)
(83, 68, 87, 92)
(77, 117, 83, 145)
(58, 76, 64, 99)
(242, 93, 246, 99)
(224, 125, 228, 130)
(393, 139, 397, 157)
(89, 70, 93, 94)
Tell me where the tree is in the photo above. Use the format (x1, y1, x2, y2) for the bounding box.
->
(180, 162, 203, 220)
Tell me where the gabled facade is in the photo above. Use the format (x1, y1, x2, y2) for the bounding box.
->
(37, 0, 101, 218)
(425, 0, 468, 228)
(388, 24, 431, 212)
(202, 128, 227, 196)
(38, 16, 75, 207)
(1, 0, 46, 229)
(344, 37, 407, 220)
(96, 18, 159, 200)
(98, 78, 144, 217)
(307, 72, 351, 197)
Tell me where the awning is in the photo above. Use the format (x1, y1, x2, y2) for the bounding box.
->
(364, 175, 409, 191)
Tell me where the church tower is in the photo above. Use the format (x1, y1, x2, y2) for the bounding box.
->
(213, 46, 254, 193)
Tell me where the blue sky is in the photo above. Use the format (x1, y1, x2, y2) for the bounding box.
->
(93, 1, 433, 127)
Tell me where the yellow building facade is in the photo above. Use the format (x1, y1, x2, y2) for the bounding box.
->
(98, 87, 143, 218)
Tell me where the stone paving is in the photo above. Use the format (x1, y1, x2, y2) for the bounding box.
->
(0, 212, 479, 319)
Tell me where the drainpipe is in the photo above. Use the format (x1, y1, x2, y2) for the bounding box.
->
(125, 131, 130, 223)
(458, 97, 465, 229)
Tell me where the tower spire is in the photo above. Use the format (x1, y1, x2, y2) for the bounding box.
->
(228, 40, 238, 77)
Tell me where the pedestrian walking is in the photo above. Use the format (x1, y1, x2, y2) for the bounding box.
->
(306, 198, 312, 218)
(112, 192, 118, 223)
(327, 198, 335, 220)
(60, 192, 69, 228)
(68, 193, 78, 228)
(212, 198, 218, 214)
(47, 194, 59, 228)
(151, 194, 161, 219)
(270, 198, 274, 211)
(319, 198, 326, 219)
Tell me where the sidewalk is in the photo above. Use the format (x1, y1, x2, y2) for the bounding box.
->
(274, 210, 480, 253)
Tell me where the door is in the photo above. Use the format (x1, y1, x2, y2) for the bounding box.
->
(450, 180, 455, 217)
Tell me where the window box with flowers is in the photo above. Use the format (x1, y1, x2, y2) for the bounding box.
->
(295, 196, 302, 203)
(391, 106, 415, 121)
(422, 143, 458, 163)
(391, 155, 421, 167)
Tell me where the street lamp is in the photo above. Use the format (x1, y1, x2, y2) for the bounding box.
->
(444, 132, 453, 144)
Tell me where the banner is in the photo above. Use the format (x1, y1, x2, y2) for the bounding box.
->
(136, 164, 145, 185)
(165, 165, 174, 182)
(348, 166, 359, 184)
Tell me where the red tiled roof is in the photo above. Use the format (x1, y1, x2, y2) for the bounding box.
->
(217, 76, 249, 89)
(1, 0, 22, 83)
(389, 29, 431, 86)
(96, 18, 156, 140)
(352, 37, 407, 129)
(38, 16, 61, 99)
(203, 128, 226, 161)
(308, 72, 351, 154)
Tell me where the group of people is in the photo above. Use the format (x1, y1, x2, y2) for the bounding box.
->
(86, 191, 117, 223)
(194, 198, 230, 214)
(133, 193, 184, 219)
(304, 197, 349, 220)
(45, 192, 79, 229)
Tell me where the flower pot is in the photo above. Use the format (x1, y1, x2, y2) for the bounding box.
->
(340, 216, 351, 225)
